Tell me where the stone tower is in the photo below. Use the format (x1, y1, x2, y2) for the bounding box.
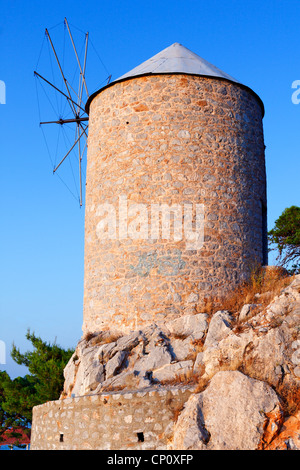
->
(83, 43, 267, 335)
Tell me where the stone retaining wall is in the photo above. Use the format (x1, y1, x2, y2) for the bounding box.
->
(30, 386, 193, 450)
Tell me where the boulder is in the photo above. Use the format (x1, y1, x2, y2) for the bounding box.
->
(203, 311, 233, 350)
(165, 313, 208, 340)
(172, 370, 283, 450)
(239, 303, 259, 322)
(169, 337, 197, 361)
(105, 350, 127, 379)
(133, 341, 172, 373)
(152, 360, 194, 383)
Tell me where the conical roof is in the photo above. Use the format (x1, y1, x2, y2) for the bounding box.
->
(116, 42, 239, 84)
(86, 43, 264, 116)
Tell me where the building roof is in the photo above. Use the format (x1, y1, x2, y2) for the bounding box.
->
(86, 43, 264, 116)
(116, 42, 240, 84)
(0, 427, 30, 447)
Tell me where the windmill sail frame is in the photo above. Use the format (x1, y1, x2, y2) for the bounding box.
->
(34, 18, 90, 207)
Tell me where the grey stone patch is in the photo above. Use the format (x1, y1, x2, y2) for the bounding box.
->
(239, 304, 259, 322)
(134, 342, 172, 374)
(172, 370, 282, 450)
(203, 310, 233, 350)
(129, 251, 186, 277)
(106, 350, 127, 380)
(166, 313, 208, 340)
(169, 337, 196, 361)
(152, 360, 193, 383)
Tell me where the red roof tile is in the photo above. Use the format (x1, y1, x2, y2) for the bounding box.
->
(0, 427, 30, 446)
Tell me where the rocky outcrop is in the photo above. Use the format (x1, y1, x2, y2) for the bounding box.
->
(172, 370, 283, 450)
(62, 274, 300, 450)
(62, 315, 208, 397)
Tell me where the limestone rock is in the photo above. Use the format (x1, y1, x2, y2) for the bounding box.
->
(106, 350, 127, 379)
(239, 303, 259, 322)
(202, 327, 253, 379)
(172, 370, 283, 450)
(203, 310, 233, 350)
(58, 275, 300, 451)
(169, 337, 197, 361)
(170, 394, 209, 450)
(63, 351, 77, 386)
(165, 313, 208, 340)
(264, 411, 300, 450)
(110, 331, 141, 356)
(62, 275, 300, 444)
(201, 277, 300, 389)
(152, 361, 193, 383)
(133, 340, 172, 374)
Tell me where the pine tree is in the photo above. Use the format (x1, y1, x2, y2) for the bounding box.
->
(268, 205, 300, 273)
(0, 330, 74, 442)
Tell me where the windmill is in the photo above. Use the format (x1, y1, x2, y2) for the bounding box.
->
(34, 18, 111, 207)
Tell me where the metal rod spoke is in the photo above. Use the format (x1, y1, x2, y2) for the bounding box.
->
(53, 127, 86, 173)
(40, 117, 89, 125)
(45, 28, 77, 116)
(66, 78, 83, 104)
(34, 71, 86, 113)
(64, 18, 89, 98)
(78, 125, 82, 207)
(79, 137, 87, 208)
(78, 32, 89, 114)
(80, 123, 89, 139)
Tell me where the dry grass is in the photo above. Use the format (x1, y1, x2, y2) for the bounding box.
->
(159, 370, 203, 388)
(193, 376, 210, 394)
(172, 404, 185, 423)
(84, 330, 121, 346)
(84, 331, 95, 342)
(165, 397, 186, 424)
(101, 383, 127, 392)
(169, 332, 189, 341)
(277, 382, 300, 416)
(200, 266, 293, 319)
(184, 337, 206, 363)
(97, 333, 122, 345)
(191, 337, 205, 351)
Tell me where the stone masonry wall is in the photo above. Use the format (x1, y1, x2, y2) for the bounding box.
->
(30, 386, 193, 450)
(83, 74, 266, 335)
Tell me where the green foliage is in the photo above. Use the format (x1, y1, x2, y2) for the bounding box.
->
(0, 330, 74, 440)
(11, 330, 74, 405)
(0, 371, 32, 446)
(268, 205, 300, 273)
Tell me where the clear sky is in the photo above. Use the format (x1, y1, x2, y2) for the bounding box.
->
(0, 0, 299, 378)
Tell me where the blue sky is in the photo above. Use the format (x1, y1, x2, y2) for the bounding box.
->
(0, 0, 299, 378)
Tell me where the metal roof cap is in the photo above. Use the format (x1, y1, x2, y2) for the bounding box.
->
(85, 43, 264, 117)
(116, 42, 240, 83)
